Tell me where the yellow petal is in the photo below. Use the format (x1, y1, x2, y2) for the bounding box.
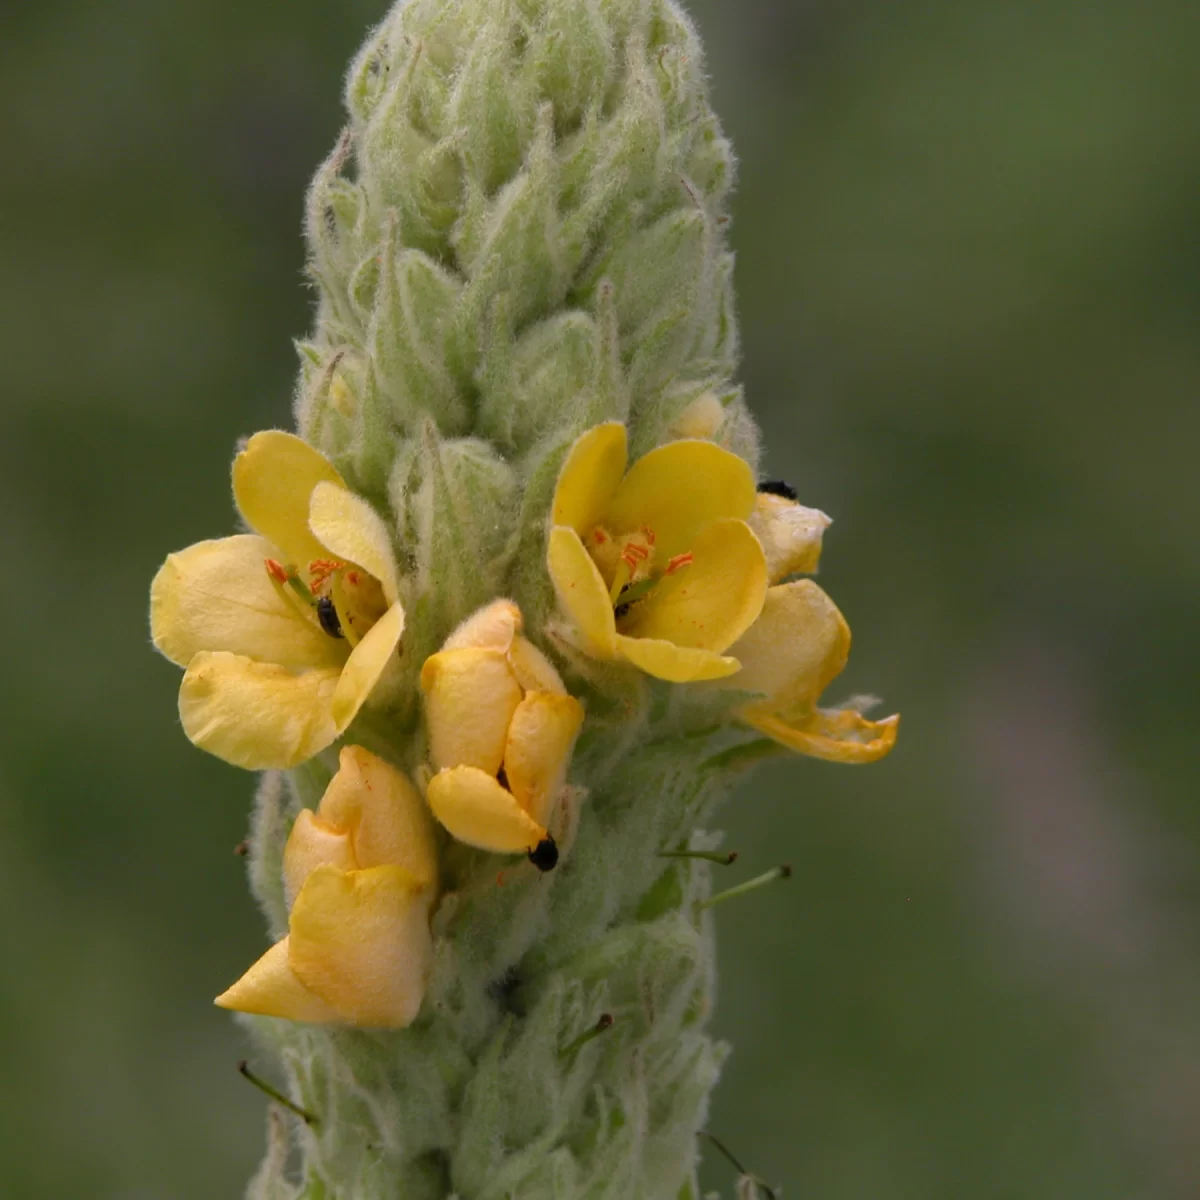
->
(724, 580, 849, 708)
(330, 602, 405, 732)
(420, 648, 523, 774)
(620, 517, 766, 653)
(613, 634, 742, 682)
(743, 708, 900, 764)
(507, 635, 567, 695)
(288, 865, 432, 1029)
(283, 810, 357, 909)
(150, 534, 344, 670)
(606, 440, 756, 560)
(546, 526, 618, 656)
(308, 481, 400, 606)
(233, 431, 345, 568)
(214, 938, 340, 1023)
(318, 746, 438, 890)
(443, 598, 522, 653)
(426, 765, 546, 854)
(503, 692, 584, 828)
(748, 494, 831, 583)
(178, 651, 340, 770)
(551, 422, 628, 535)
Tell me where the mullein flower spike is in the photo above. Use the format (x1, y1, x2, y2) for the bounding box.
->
(148, 0, 902, 1192)
(421, 600, 584, 870)
(217, 745, 437, 1028)
(150, 432, 404, 769)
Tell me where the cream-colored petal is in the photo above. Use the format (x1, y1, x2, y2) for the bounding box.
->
(723, 580, 849, 707)
(743, 708, 900, 764)
(620, 517, 766, 653)
(282, 810, 357, 911)
(670, 392, 726, 440)
(150, 534, 344, 670)
(551, 422, 628, 536)
(546, 526, 618, 656)
(308, 481, 400, 605)
(330, 603, 405, 732)
(178, 651, 340, 770)
(507, 636, 567, 695)
(503, 692, 584, 828)
(288, 865, 432, 1029)
(420, 648, 523, 774)
(606, 440, 756, 560)
(443, 599, 522, 653)
(613, 635, 741, 682)
(214, 938, 340, 1024)
(748, 494, 831, 583)
(426, 765, 546, 854)
(318, 745, 438, 890)
(233, 431, 345, 568)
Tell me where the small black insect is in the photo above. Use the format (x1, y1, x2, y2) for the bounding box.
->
(757, 479, 798, 501)
(316, 595, 345, 639)
(528, 837, 559, 872)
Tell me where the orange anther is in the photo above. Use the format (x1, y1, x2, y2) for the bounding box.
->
(665, 552, 694, 575)
(308, 558, 346, 591)
(592, 528, 608, 545)
(264, 558, 289, 584)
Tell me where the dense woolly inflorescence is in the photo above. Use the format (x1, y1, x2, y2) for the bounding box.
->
(146, 1, 897, 1197)
(275, 7, 748, 1195)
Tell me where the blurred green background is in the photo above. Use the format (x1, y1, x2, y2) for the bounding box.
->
(2, 0, 1197, 1196)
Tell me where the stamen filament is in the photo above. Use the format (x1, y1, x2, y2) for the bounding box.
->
(608, 558, 632, 605)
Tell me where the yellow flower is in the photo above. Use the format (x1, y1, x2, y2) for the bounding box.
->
(150, 431, 405, 770)
(723, 483, 898, 763)
(215, 746, 437, 1028)
(421, 600, 584, 871)
(546, 423, 768, 683)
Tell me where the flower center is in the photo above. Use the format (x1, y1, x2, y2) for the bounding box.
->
(585, 527, 693, 625)
(265, 558, 388, 647)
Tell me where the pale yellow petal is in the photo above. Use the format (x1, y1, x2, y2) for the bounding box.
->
(330, 603, 405, 732)
(214, 938, 340, 1024)
(178, 651, 340, 770)
(620, 517, 766, 653)
(606, 440, 756, 560)
(507, 636, 567, 695)
(723, 580, 849, 707)
(442, 599, 522, 653)
(288, 865, 432, 1029)
(503, 692, 584, 828)
(308, 481, 400, 605)
(420, 648, 523, 774)
(551, 422, 628, 535)
(318, 745, 438, 890)
(233, 431, 345, 567)
(150, 534, 344, 670)
(613, 635, 741, 682)
(282, 810, 357, 910)
(743, 708, 900, 764)
(426, 765, 546, 854)
(670, 392, 726, 439)
(546, 526, 618, 656)
(748, 494, 831, 583)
